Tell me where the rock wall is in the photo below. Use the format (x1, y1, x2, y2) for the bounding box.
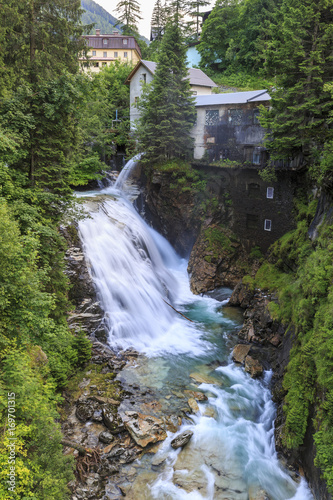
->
(229, 281, 332, 500)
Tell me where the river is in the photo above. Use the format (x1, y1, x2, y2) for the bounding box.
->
(77, 159, 313, 500)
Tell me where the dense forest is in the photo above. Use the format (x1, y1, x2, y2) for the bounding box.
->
(81, 0, 120, 34)
(0, 0, 333, 497)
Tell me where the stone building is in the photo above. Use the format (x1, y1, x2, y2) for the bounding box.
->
(191, 90, 271, 161)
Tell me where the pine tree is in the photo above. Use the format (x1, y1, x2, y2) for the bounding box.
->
(137, 15, 196, 166)
(151, 0, 167, 41)
(115, 0, 142, 35)
(188, 0, 210, 39)
(260, 0, 333, 166)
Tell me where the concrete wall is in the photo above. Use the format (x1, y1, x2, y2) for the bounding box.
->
(195, 164, 301, 253)
(129, 69, 154, 126)
(191, 101, 269, 162)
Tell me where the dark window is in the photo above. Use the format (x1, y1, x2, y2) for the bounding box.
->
(253, 108, 260, 124)
(142, 73, 146, 83)
(228, 108, 243, 125)
(267, 187, 274, 199)
(253, 149, 261, 165)
(246, 214, 259, 230)
(93, 62, 99, 67)
(205, 110, 219, 125)
(102, 62, 107, 66)
(248, 183, 261, 198)
(264, 219, 272, 231)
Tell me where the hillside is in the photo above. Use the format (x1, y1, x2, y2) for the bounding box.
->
(81, 0, 120, 34)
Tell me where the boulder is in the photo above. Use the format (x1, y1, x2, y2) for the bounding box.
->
(121, 411, 167, 448)
(98, 431, 114, 444)
(190, 372, 217, 385)
(171, 430, 193, 449)
(187, 398, 200, 413)
(244, 356, 263, 378)
(102, 407, 125, 433)
(232, 344, 251, 364)
(75, 401, 95, 422)
(184, 390, 207, 401)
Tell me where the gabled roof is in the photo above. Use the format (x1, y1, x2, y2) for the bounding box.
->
(195, 90, 271, 106)
(125, 60, 217, 88)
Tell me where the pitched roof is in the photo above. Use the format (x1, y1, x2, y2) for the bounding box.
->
(125, 60, 217, 88)
(195, 90, 271, 106)
(82, 34, 141, 54)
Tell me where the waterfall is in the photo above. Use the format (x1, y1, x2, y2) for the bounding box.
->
(77, 159, 314, 500)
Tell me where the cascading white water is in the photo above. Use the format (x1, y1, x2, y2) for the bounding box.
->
(78, 159, 314, 500)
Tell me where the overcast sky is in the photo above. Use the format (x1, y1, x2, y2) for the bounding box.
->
(94, 0, 214, 39)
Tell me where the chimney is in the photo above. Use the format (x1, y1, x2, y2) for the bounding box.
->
(96, 29, 101, 36)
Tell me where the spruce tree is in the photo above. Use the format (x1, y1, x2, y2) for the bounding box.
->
(151, 0, 167, 41)
(188, 0, 210, 39)
(137, 15, 196, 166)
(260, 0, 333, 166)
(115, 0, 142, 34)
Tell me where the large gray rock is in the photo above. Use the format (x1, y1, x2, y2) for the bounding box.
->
(171, 430, 193, 449)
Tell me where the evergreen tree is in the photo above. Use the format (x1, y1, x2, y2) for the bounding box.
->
(137, 15, 196, 166)
(260, 0, 333, 166)
(151, 0, 167, 41)
(115, 0, 142, 34)
(188, 0, 210, 39)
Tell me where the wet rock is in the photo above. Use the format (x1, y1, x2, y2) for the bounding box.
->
(248, 485, 270, 500)
(151, 452, 168, 467)
(106, 445, 126, 459)
(232, 344, 251, 364)
(99, 431, 114, 444)
(75, 401, 95, 422)
(229, 281, 254, 308)
(190, 372, 217, 385)
(184, 390, 207, 401)
(121, 411, 167, 448)
(187, 398, 200, 413)
(165, 415, 182, 432)
(203, 406, 217, 418)
(171, 430, 193, 449)
(102, 407, 125, 433)
(244, 356, 263, 378)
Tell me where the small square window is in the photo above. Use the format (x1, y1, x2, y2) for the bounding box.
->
(264, 219, 272, 231)
(267, 187, 274, 199)
(114, 52, 118, 58)
(103, 39, 108, 45)
(92, 50, 96, 56)
(124, 52, 128, 58)
(123, 39, 128, 45)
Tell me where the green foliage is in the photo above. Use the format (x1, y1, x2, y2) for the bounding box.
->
(250, 246, 263, 260)
(136, 16, 196, 166)
(0, 346, 74, 498)
(81, 0, 119, 34)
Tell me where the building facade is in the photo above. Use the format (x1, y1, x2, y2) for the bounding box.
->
(80, 29, 141, 72)
(192, 90, 271, 162)
(125, 60, 217, 127)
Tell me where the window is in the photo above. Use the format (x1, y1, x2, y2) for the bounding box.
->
(103, 51, 107, 57)
(93, 62, 99, 67)
(246, 214, 259, 230)
(264, 219, 272, 231)
(92, 50, 96, 56)
(192, 91, 197, 95)
(267, 187, 274, 199)
(253, 108, 260, 124)
(205, 109, 219, 125)
(114, 52, 118, 58)
(253, 150, 261, 165)
(103, 39, 107, 45)
(102, 62, 107, 66)
(134, 96, 139, 104)
(142, 73, 146, 83)
(124, 52, 128, 58)
(228, 108, 243, 125)
(123, 39, 128, 45)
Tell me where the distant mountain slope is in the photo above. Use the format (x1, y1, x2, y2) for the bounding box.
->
(81, 0, 120, 34)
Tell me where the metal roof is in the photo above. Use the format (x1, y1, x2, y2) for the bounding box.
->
(125, 60, 217, 88)
(83, 34, 141, 54)
(195, 90, 271, 106)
